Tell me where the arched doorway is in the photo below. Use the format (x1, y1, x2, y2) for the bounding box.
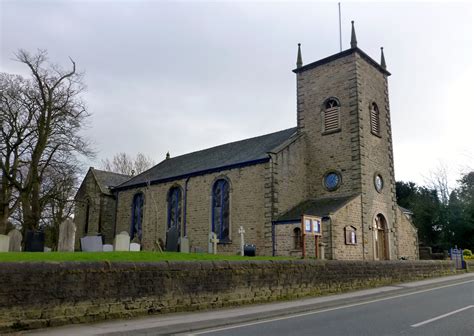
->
(374, 214, 388, 260)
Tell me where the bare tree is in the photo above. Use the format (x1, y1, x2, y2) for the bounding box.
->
(425, 163, 451, 205)
(101, 152, 154, 175)
(0, 49, 93, 231)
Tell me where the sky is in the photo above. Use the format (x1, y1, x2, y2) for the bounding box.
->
(1, 0, 473, 188)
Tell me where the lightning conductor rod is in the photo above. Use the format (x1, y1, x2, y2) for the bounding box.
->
(338, 2, 342, 52)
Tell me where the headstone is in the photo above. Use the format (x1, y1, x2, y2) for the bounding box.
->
(130, 243, 141, 252)
(166, 226, 179, 252)
(7, 229, 22, 252)
(238, 226, 245, 256)
(44, 246, 52, 252)
(25, 230, 45, 252)
(319, 242, 327, 260)
(0, 234, 10, 252)
(208, 232, 219, 254)
(58, 219, 76, 252)
(114, 232, 130, 251)
(80, 236, 103, 252)
(103, 244, 114, 252)
(180, 237, 190, 253)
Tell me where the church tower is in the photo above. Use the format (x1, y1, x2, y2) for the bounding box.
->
(293, 22, 397, 260)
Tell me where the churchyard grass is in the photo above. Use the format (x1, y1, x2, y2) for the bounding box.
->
(0, 251, 292, 262)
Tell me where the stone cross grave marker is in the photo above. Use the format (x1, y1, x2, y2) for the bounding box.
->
(114, 232, 131, 251)
(0, 234, 10, 252)
(7, 229, 22, 252)
(58, 218, 76, 252)
(80, 236, 103, 252)
(208, 232, 219, 255)
(238, 226, 245, 256)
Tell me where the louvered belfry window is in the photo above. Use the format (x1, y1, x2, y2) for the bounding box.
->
(370, 102, 380, 136)
(323, 98, 340, 133)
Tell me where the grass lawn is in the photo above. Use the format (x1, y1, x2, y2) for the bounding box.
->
(0, 251, 293, 263)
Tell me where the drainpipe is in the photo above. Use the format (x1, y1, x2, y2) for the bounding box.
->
(183, 177, 191, 237)
(271, 222, 275, 256)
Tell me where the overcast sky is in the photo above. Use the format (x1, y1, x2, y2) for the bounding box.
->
(1, 0, 472, 188)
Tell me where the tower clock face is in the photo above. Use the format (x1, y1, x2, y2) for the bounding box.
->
(375, 174, 383, 192)
(324, 172, 341, 191)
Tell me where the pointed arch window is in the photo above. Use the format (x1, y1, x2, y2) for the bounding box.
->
(84, 199, 90, 234)
(131, 193, 144, 240)
(370, 102, 381, 136)
(323, 98, 341, 134)
(212, 179, 230, 242)
(167, 186, 182, 233)
(293, 227, 302, 250)
(344, 226, 357, 245)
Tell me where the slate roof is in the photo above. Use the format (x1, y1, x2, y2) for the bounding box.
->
(399, 206, 414, 215)
(91, 168, 131, 195)
(276, 195, 359, 222)
(115, 127, 298, 190)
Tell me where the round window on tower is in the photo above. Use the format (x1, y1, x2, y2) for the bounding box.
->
(323, 171, 342, 191)
(374, 174, 384, 193)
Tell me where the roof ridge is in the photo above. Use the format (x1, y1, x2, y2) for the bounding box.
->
(92, 168, 131, 177)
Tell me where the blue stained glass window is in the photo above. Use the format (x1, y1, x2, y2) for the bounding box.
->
(212, 179, 230, 241)
(167, 186, 182, 234)
(324, 172, 341, 191)
(131, 193, 144, 240)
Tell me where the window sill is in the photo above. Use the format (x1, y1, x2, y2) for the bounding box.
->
(322, 129, 341, 136)
(218, 240, 232, 245)
(371, 131, 382, 138)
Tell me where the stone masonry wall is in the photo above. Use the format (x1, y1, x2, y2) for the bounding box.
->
(330, 195, 364, 260)
(0, 260, 462, 332)
(115, 164, 268, 254)
(395, 207, 419, 260)
(355, 53, 398, 260)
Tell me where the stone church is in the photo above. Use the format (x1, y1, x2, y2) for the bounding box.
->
(75, 22, 419, 260)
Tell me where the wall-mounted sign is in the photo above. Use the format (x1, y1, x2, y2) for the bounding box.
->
(301, 215, 322, 236)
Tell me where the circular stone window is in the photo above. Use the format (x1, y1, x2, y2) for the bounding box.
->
(324, 172, 341, 191)
(374, 174, 384, 193)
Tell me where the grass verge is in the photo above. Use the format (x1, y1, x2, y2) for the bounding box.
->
(0, 251, 292, 263)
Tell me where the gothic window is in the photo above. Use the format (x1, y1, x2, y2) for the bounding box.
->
(323, 98, 341, 133)
(212, 179, 230, 242)
(370, 102, 381, 136)
(345, 226, 357, 245)
(293, 227, 302, 250)
(131, 193, 144, 240)
(167, 186, 182, 232)
(84, 199, 90, 234)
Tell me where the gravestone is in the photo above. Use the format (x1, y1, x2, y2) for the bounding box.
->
(0, 234, 10, 252)
(25, 230, 45, 252)
(130, 243, 141, 252)
(44, 247, 52, 252)
(180, 237, 190, 253)
(58, 219, 76, 252)
(166, 226, 179, 252)
(238, 226, 245, 256)
(8, 229, 22, 252)
(114, 232, 130, 251)
(80, 236, 103, 252)
(208, 232, 219, 254)
(103, 244, 114, 252)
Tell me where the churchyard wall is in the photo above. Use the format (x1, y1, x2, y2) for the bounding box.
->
(115, 164, 268, 254)
(0, 260, 463, 332)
